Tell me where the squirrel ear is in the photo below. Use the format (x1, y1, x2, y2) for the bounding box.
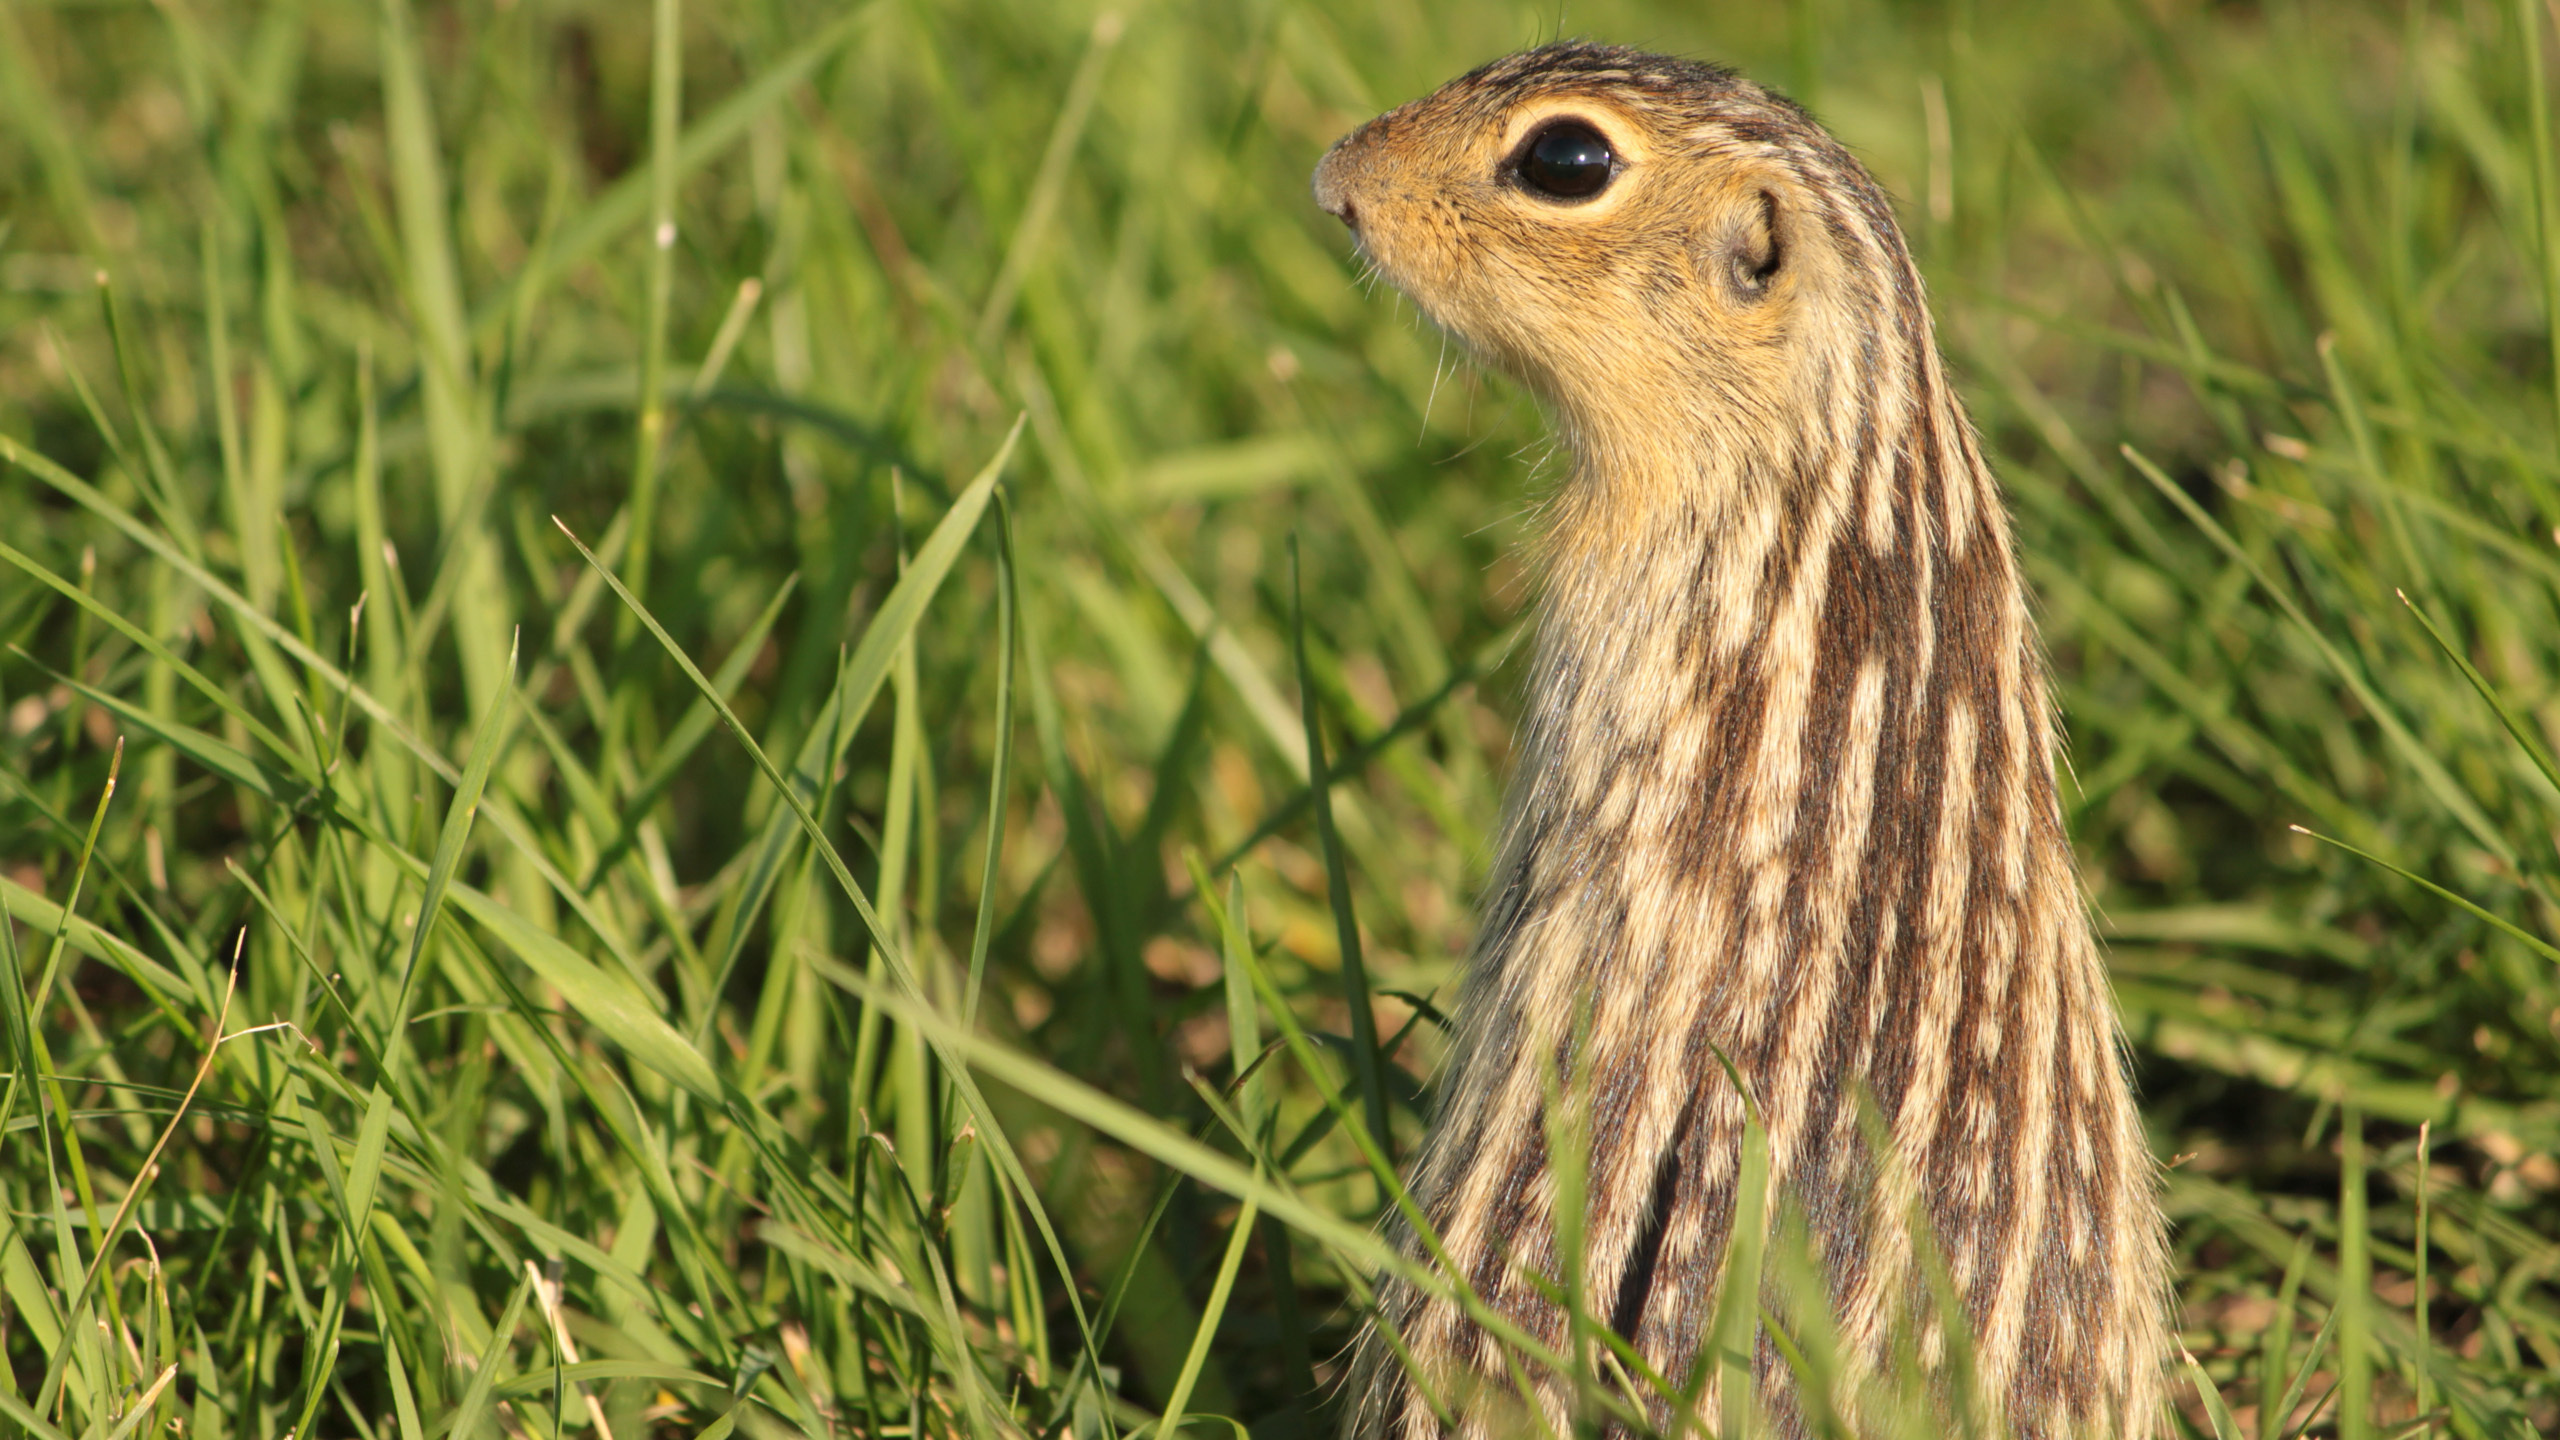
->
(1725, 190, 1782, 300)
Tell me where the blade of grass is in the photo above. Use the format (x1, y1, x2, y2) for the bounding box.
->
(2521, 0, 2560, 427)
(959, 496, 1018, 1035)
(446, 1267, 537, 1440)
(2395, 589, 2560, 807)
(623, 0, 686, 603)
(582, 572, 800, 890)
(2289, 825, 2560, 965)
(2339, 1105, 2372, 1440)
(381, 631, 517, 1089)
(1152, 1179, 1258, 1440)
(1714, 1104, 1771, 1440)
(2412, 1120, 2435, 1423)
(2183, 1347, 2242, 1440)
(2261, 1230, 2313, 1435)
(1287, 536, 1389, 1159)
(12, 744, 127, 1409)
(1190, 859, 1316, 1426)
(93, 1365, 178, 1440)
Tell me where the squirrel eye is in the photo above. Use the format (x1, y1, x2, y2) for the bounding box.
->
(1517, 122, 1614, 199)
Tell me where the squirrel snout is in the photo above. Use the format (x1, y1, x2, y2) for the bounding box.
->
(1311, 143, 1362, 229)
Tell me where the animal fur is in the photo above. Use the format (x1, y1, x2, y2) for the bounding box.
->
(1311, 44, 2169, 1438)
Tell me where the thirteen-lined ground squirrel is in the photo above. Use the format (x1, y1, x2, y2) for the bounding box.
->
(1312, 44, 2170, 1438)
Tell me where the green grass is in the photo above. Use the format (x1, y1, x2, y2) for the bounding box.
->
(2, 0, 2558, 1435)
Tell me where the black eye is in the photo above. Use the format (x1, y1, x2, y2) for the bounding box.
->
(1517, 122, 1614, 199)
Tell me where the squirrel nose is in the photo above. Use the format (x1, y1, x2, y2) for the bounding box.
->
(1311, 148, 1361, 229)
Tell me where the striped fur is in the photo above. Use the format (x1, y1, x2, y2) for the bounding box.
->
(1312, 46, 2169, 1438)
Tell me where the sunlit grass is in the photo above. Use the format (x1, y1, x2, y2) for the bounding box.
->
(1, 1, 2556, 1436)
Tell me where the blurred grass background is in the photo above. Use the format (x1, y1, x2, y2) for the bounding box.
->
(2, 0, 2558, 1434)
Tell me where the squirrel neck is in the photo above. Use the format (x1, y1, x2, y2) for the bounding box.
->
(1508, 316, 2069, 936)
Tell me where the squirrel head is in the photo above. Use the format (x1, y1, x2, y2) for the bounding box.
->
(1314, 45, 1926, 504)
